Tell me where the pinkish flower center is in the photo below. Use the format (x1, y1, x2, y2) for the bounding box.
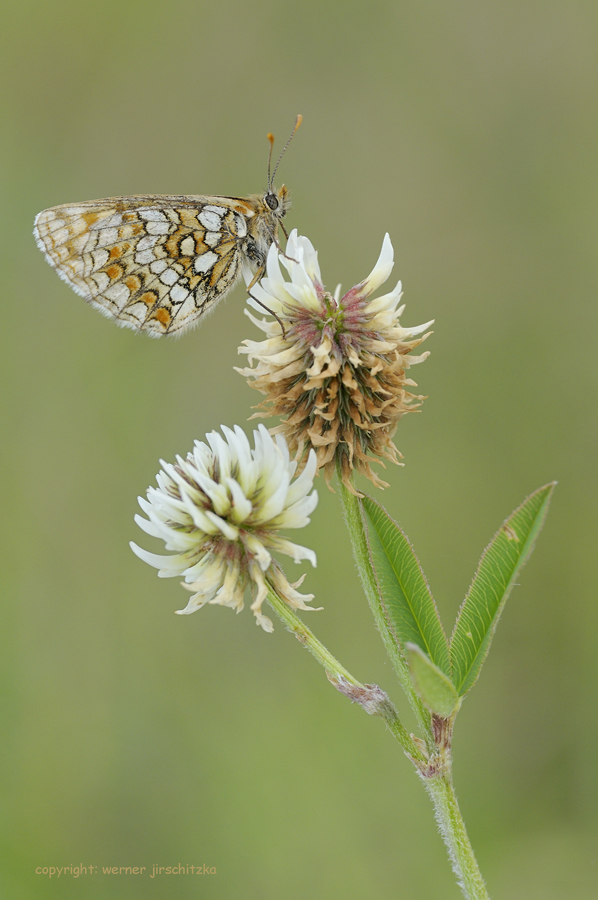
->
(290, 288, 379, 362)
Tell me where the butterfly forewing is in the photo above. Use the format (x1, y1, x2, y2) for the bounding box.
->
(34, 195, 260, 336)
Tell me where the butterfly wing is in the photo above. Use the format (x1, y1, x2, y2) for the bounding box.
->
(34, 195, 255, 336)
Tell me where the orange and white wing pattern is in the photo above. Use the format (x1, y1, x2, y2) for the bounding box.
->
(33, 195, 255, 337)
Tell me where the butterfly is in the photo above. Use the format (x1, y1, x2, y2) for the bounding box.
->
(33, 116, 301, 337)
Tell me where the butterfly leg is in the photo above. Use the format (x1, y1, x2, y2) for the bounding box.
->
(245, 267, 287, 339)
(268, 222, 298, 265)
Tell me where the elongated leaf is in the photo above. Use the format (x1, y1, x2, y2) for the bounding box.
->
(361, 496, 450, 675)
(451, 482, 556, 695)
(406, 643, 460, 717)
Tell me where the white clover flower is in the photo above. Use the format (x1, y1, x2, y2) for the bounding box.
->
(237, 231, 433, 493)
(130, 425, 318, 632)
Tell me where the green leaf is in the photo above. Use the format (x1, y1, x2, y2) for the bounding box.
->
(361, 496, 450, 675)
(406, 643, 460, 717)
(450, 482, 556, 695)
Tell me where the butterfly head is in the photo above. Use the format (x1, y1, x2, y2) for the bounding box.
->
(263, 184, 290, 219)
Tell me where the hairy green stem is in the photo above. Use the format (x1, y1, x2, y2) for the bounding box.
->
(422, 772, 490, 900)
(266, 492, 490, 897)
(265, 582, 357, 684)
(265, 582, 424, 761)
(337, 478, 489, 898)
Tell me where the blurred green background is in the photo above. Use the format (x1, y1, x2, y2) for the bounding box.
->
(2, 0, 597, 897)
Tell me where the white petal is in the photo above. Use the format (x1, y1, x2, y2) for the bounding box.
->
(205, 430, 234, 481)
(274, 432, 291, 466)
(182, 553, 219, 583)
(243, 532, 272, 571)
(262, 243, 297, 306)
(190, 470, 230, 517)
(145, 486, 190, 523)
(284, 449, 317, 507)
(269, 566, 320, 611)
(225, 424, 252, 468)
(254, 467, 290, 523)
(281, 277, 320, 311)
(175, 595, 211, 615)
(204, 510, 239, 541)
(406, 350, 431, 365)
(225, 476, 253, 523)
(133, 514, 199, 552)
(254, 612, 275, 632)
(246, 280, 285, 315)
(272, 491, 318, 528)
(359, 233, 394, 296)
(231, 428, 259, 496)
(365, 279, 403, 315)
(401, 318, 435, 337)
(211, 560, 244, 610)
(179, 488, 219, 534)
(268, 537, 317, 567)
(296, 234, 322, 284)
(248, 562, 270, 620)
(175, 559, 226, 612)
(281, 231, 322, 286)
(130, 542, 189, 577)
(284, 228, 299, 261)
(240, 308, 272, 334)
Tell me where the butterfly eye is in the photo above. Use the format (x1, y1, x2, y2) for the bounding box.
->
(265, 192, 279, 211)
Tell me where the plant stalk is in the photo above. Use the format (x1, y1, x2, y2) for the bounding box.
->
(422, 769, 490, 900)
(265, 582, 425, 761)
(337, 479, 490, 898)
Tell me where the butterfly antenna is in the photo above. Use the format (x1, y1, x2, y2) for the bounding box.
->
(268, 114, 302, 189)
(267, 132, 275, 191)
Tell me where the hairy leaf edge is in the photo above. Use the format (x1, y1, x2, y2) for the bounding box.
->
(450, 481, 557, 695)
(361, 495, 450, 672)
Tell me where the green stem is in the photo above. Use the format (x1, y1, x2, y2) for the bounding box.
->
(265, 583, 425, 762)
(338, 480, 489, 897)
(338, 480, 433, 745)
(266, 583, 357, 684)
(422, 772, 490, 900)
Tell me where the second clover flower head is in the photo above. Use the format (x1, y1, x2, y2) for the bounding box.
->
(237, 231, 434, 494)
(130, 425, 319, 633)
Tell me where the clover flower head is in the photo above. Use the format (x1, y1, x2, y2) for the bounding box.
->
(237, 231, 433, 494)
(130, 424, 318, 632)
